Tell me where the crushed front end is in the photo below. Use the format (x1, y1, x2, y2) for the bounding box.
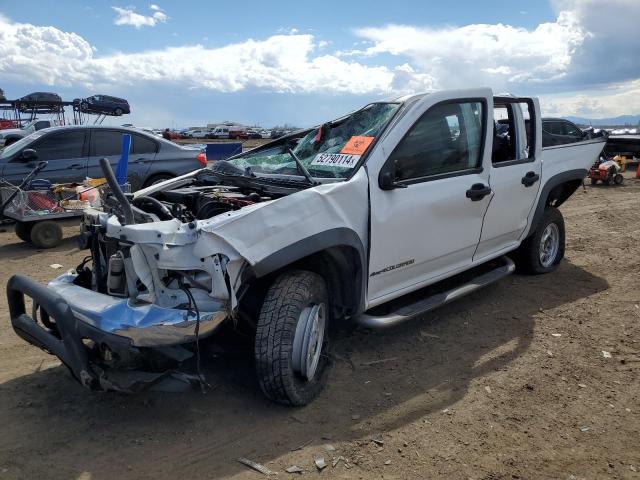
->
(7, 190, 254, 392)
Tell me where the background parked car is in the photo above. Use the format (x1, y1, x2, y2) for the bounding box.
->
(17, 92, 62, 112)
(75, 95, 130, 116)
(541, 118, 586, 147)
(0, 125, 207, 190)
(189, 129, 209, 139)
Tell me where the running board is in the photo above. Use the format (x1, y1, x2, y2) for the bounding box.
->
(357, 256, 515, 329)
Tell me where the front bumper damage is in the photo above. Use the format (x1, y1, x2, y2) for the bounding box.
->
(7, 273, 228, 392)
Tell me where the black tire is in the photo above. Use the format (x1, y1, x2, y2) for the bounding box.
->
(114, 108, 123, 116)
(255, 270, 330, 406)
(143, 174, 173, 188)
(80, 102, 88, 111)
(14, 222, 33, 242)
(614, 173, 624, 185)
(29, 221, 63, 249)
(605, 176, 613, 185)
(515, 207, 565, 274)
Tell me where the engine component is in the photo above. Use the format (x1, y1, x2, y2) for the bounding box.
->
(107, 251, 127, 297)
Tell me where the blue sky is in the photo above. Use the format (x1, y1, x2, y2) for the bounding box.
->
(0, 0, 638, 128)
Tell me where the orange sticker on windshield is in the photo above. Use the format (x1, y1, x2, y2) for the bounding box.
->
(340, 136, 374, 155)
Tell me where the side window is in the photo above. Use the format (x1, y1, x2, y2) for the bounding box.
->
(492, 105, 516, 163)
(392, 101, 484, 181)
(563, 122, 581, 137)
(33, 131, 85, 161)
(91, 130, 124, 156)
(132, 134, 157, 154)
(34, 121, 49, 131)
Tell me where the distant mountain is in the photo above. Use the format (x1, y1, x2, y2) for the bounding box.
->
(565, 115, 640, 126)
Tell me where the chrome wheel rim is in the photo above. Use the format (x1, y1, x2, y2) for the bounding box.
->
(539, 223, 560, 267)
(292, 303, 326, 381)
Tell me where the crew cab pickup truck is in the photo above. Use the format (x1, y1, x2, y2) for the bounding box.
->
(7, 89, 606, 405)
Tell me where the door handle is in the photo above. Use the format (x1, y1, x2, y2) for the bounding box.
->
(521, 171, 540, 187)
(132, 158, 151, 164)
(69, 163, 84, 170)
(466, 183, 492, 201)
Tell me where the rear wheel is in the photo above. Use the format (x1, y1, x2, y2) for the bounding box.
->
(14, 222, 33, 242)
(514, 207, 565, 274)
(29, 221, 63, 249)
(114, 108, 123, 116)
(614, 173, 624, 185)
(143, 174, 173, 188)
(255, 270, 330, 406)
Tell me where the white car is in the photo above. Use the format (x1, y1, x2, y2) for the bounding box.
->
(8, 88, 606, 405)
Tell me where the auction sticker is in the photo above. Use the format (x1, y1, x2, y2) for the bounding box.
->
(340, 135, 374, 155)
(311, 152, 360, 167)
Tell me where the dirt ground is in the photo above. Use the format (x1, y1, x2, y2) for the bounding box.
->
(0, 176, 638, 480)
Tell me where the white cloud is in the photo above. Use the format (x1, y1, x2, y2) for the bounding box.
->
(541, 80, 640, 118)
(112, 5, 168, 29)
(0, 15, 431, 95)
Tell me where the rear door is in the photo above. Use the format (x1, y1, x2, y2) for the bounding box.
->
(86, 130, 158, 190)
(366, 89, 494, 305)
(2, 129, 88, 184)
(475, 97, 542, 260)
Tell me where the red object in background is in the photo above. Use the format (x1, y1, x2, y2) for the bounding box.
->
(636, 161, 640, 179)
(0, 119, 18, 130)
(27, 192, 61, 212)
(196, 152, 207, 166)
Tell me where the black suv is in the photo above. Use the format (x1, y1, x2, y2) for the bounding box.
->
(17, 92, 63, 112)
(75, 95, 130, 116)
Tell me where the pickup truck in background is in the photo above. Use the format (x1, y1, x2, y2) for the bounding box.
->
(6, 88, 606, 405)
(0, 119, 60, 147)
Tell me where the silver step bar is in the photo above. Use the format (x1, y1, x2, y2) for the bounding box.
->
(357, 256, 515, 329)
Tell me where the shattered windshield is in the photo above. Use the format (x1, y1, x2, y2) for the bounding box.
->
(223, 102, 400, 179)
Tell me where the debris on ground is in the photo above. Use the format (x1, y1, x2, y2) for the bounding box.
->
(285, 465, 303, 474)
(602, 350, 612, 358)
(484, 386, 492, 394)
(360, 357, 398, 366)
(371, 437, 384, 447)
(49, 264, 63, 269)
(332, 456, 345, 468)
(324, 444, 336, 452)
(237, 457, 276, 476)
(314, 456, 327, 470)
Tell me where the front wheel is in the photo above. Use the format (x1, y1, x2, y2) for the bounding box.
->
(255, 270, 330, 406)
(514, 207, 565, 274)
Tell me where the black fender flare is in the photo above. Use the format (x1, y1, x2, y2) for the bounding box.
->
(527, 168, 587, 238)
(248, 227, 367, 314)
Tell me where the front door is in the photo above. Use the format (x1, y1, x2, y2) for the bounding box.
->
(366, 89, 494, 306)
(2, 129, 88, 184)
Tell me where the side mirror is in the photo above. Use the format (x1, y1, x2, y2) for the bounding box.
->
(379, 169, 408, 190)
(20, 149, 38, 161)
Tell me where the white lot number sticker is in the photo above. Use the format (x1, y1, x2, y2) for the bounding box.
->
(311, 153, 360, 168)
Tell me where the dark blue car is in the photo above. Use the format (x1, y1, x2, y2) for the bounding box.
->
(75, 95, 131, 116)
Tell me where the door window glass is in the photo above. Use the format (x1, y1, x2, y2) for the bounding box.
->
(392, 101, 484, 181)
(33, 131, 85, 161)
(91, 130, 125, 156)
(563, 122, 581, 137)
(132, 134, 157, 154)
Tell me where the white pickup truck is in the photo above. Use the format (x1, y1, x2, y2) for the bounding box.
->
(7, 88, 606, 405)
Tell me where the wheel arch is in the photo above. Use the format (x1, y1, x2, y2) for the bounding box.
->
(525, 168, 586, 239)
(244, 228, 367, 318)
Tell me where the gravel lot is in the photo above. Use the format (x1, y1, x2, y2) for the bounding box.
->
(0, 175, 638, 479)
